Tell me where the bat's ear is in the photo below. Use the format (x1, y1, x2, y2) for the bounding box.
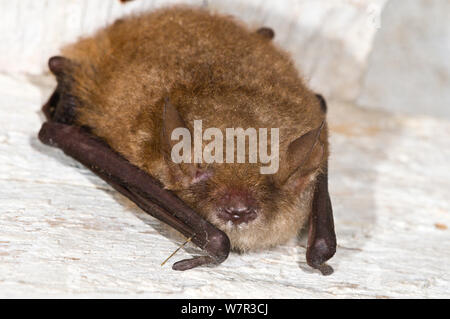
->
(276, 121, 325, 189)
(161, 98, 210, 184)
(315, 94, 327, 113)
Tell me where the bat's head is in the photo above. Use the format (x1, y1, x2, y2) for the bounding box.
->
(160, 94, 327, 251)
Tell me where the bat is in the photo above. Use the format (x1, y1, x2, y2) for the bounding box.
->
(39, 6, 336, 274)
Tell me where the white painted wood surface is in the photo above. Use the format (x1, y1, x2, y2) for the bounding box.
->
(0, 0, 385, 102)
(358, 0, 450, 118)
(0, 73, 449, 298)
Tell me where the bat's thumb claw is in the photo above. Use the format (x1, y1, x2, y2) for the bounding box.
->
(172, 232, 230, 271)
(203, 232, 231, 264)
(306, 238, 336, 275)
(172, 256, 216, 271)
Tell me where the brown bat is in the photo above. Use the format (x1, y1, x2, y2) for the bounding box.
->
(39, 6, 336, 274)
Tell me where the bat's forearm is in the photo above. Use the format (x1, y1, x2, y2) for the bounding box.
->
(38, 121, 230, 269)
(306, 163, 336, 275)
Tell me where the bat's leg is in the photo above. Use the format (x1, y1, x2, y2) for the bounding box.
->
(38, 121, 230, 270)
(306, 163, 337, 275)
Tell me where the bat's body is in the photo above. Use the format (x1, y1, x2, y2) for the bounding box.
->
(40, 6, 336, 273)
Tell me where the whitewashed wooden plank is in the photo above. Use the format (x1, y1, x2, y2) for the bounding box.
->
(0, 0, 385, 103)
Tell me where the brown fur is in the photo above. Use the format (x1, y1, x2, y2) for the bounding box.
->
(60, 6, 328, 251)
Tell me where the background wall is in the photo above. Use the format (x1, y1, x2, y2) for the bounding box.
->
(1, 0, 383, 105)
(1, 0, 449, 118)
(358, 0, 450, 118)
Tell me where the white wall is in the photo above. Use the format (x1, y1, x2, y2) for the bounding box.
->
(358, 0, 450, 118)
(1, 0, 449, 118)
(0, 0, 385, 101)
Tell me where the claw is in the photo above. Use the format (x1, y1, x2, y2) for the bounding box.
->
(172, 256, 216, 271)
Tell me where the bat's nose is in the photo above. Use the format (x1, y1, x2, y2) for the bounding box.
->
(222, 206, 257, 224)
(218, 191, 258, 224)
